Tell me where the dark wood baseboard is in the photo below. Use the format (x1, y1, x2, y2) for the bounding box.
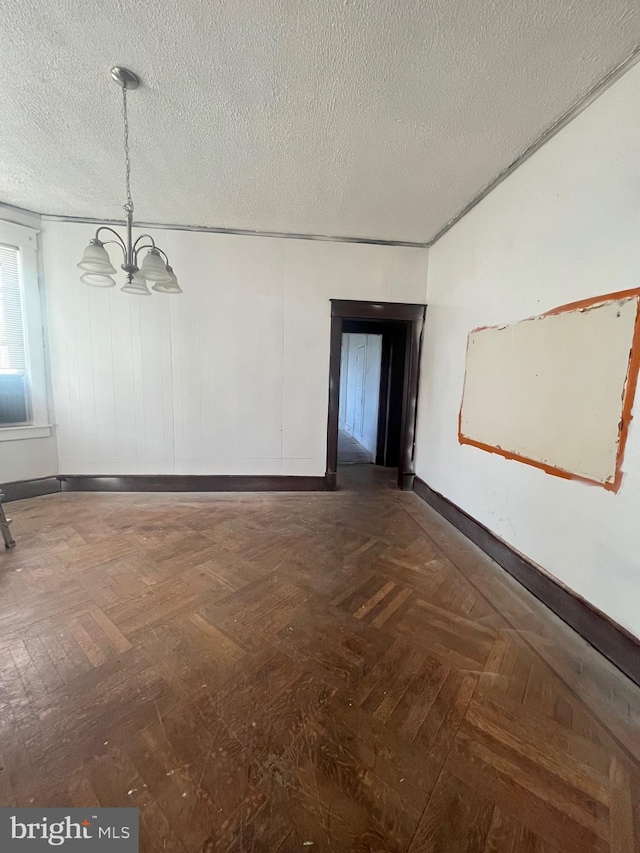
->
(324, 472, 338, 491)
(3, 475, 327, 498)
(1, 477, 61, 502)
(399, 472, 415, 492)
(59, 474, 326, 493)
(413, 476, 640, 688)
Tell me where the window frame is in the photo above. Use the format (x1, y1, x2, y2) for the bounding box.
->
(0, 221, 51, 441)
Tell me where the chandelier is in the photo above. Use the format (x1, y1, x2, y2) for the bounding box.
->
(77, 67, 182, 296)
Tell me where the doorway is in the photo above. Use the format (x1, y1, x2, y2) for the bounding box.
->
(326, 300, 426, 491)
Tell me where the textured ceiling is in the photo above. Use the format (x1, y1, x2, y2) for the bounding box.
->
(1, 1, 640, 243)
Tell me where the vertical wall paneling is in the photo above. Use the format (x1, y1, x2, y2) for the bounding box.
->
(339, 332, 382, 456)
(42, 224, 429, 478)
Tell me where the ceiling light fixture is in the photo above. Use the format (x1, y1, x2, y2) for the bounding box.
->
(77, 67, 182, 295)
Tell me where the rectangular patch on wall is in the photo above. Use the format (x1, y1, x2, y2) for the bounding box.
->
(458, 289, 640, 491)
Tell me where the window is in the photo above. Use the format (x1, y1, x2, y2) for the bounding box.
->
(0, 244, 30, 424)
(0, 221, 50, 439)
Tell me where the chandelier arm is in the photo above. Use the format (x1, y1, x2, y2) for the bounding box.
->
(133, 243, 170, 266)
(95, 226, 127, 250)
(102, 239, 127, 260)
(132, 234, 156, 252)
(133, 242, 154, 264)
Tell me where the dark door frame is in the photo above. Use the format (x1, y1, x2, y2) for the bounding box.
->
(326, 299, 427, 491)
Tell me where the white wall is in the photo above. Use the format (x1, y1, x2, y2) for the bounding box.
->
(415, 60, 640, 639)
(43, 222, 427, 477)
(339, 333, 382, 456)
(0, 435, 58, 483)
(0, 205, 58, 484)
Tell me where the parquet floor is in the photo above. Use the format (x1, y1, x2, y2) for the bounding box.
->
(0, 465, 639, 852)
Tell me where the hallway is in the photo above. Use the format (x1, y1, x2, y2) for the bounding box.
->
(0, 469, 638, 851)
(338, 429, 373, 464)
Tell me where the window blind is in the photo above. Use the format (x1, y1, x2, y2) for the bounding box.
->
(0, 244, 26, 373)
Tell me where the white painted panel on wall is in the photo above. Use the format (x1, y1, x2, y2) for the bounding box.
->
(338, 338, 349, 430)
(0, 437, 57, 482)
(459, 292, 640, 489)
(44, 224, 175, 474)
(169, 231, 285, 474)
(361, 335, 382, 456)
(43, 222, 427, 476)
(352, 342, 366, 437)
(340, 334, 364, 437)
(338, 332, 382, 456)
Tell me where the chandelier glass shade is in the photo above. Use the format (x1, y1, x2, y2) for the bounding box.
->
(139, 248, 172, 281)
(79, 271, 117, 288)
(78, 241, 117, 275)
(78, 67, 182, 296)
(151, 267, 182, 294)
(121, 271, 152, 296)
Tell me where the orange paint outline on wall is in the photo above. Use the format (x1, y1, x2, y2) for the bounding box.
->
(457, 287, 640, 493)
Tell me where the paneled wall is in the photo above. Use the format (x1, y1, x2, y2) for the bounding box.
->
(415, 60, 640, 638)
(43, 222, 427, 476)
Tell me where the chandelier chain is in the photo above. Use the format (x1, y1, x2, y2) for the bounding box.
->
(122, 85, 134, 216)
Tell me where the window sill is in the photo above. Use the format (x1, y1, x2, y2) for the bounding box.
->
(0, 424, 52, 442)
